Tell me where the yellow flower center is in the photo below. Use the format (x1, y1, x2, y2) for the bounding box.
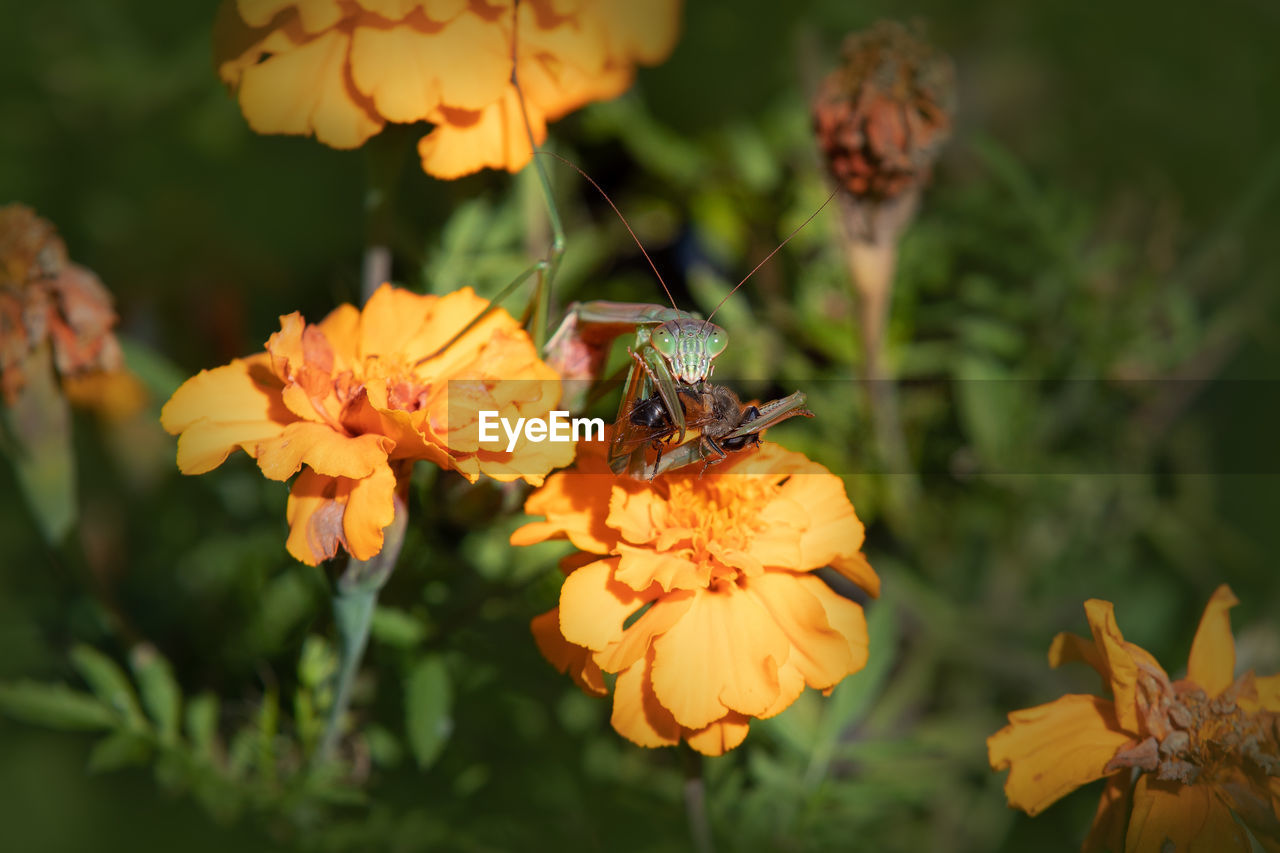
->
(662, 478, 775, 585)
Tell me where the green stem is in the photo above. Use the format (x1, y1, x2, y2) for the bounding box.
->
(313, 490, 409, 767)
(681, 746, 716, 853)
(511, 0, 564, 349)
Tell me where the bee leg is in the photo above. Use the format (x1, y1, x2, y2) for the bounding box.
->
(697, 438, 729, 477)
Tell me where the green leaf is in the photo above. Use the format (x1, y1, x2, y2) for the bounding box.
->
(0, 681, 118, 730)
(185, 692, 219, 759)
(1, 344, 76, 544)
(87, 730, 153, 773)
(69, 645, 146, 729)
(130, 645, 181, 744)
(404, 654, 452, 769)
(371, 606, 427, 649)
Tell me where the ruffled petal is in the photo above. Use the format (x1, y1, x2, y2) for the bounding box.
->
(530, 608, 606, 696)
(238, 28, 384, 148)
(349, 11, 509, 120)
(1082, 772, 1132, 853)
(284, 464, 396, 564)
(1083, 599, 1142, 733)
(160, 357, 291, 474)
(255, 421, 391, 480)
(746, 572, 860, 690)
(557, 558, 649, 652)
(610, 652, 680, 749)
(1125, 774, 1248, 853)
(1185, 584, 1239, 698)
(988, 694, 1133, 816)
(649, 584, 790, 729)
(684, 712, 751, 757)
(417, 85, 546, 178)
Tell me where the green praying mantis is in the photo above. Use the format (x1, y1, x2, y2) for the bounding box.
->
(423, 4, 823, 478)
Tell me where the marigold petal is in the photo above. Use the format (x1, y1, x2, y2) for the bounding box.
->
(596, 0, 682, 65)
(746, 572, 861, 690)
(1049, 630, 1106, 674)
(1186, 584, 1239, 698)
(829, 551, 880, 597)
(341, 463, 398, 559)
(238, 28, 384, 148)
(1254, 674, 1280, 711)
(356, 0, 466, 22)
(608, 486, 663, 546)
(283, 463, 397, 564)
(759, 661, 808, 719)
(614, 544, 698, 593)
(255, 421, 391, 481)
(1083, 772, 1132, 853)
(160, 356, 291, 474)
(530, 608, 606, 696)
(610, 653, 680, 749)
(237, 0, 342, 32)
(417, 85, 545, 178)
(649, 584, 789, 729)
(1125, 774, 1248, 853)
(558, 558, 650, 652)
(684, 712, 751, 757)
(987, 694, 1133, 816)
(595, 590, 695, 674)
(1083, 599, 1142, 733)
(349, 11, 509, 120)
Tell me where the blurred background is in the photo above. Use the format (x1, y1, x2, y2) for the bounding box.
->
(2, 0, 1278, 850)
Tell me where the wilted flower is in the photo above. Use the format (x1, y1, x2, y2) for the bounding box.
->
(214, 0, 683, 178)
(813, 20, 955, 214)
(161, 284, 573, 565)
(513, 440, 879, 756)
(988, 586, 1280, 852)
(0, 204, 142, 416)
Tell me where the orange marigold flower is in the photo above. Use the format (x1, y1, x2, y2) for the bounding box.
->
(213, 0, 683, 178)
(161, 284, 573, 565)
(512, 440, 879, 756)
(988, 586, 1280, 852)
(0, 204, 142, 415)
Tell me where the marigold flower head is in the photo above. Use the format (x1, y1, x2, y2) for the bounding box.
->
(513, 439, 879, 756)
(813, 20, 954, 204)
(0, 204, 143, 417)
(988, 586, 1280, 852)
(161, 284, 573, 565)
(213, 0, 683, 178)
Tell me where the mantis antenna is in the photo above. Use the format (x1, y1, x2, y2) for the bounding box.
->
(537, 149, 681, 314)
(702, 188, 841, 325)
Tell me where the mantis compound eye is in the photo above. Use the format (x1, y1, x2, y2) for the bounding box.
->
(652, 327, 678, 357)
(704, 328, 728, 356)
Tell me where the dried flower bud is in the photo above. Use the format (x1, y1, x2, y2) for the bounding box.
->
(813, 21, 955, 210)
(0, 204, 126, 405)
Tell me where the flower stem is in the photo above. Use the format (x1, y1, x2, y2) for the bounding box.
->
(681, 746, 716, 853)
(313, 490, 409, 767)
(839, 200, 920, 538)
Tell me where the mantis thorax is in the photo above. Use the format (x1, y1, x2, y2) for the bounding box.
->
(651, 318, 728, 385)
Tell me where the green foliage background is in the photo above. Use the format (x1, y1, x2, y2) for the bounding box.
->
(2, 1, 1278, 851)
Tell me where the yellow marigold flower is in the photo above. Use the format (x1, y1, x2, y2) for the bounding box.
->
(988, 586, 1280, 852)
(161, 284, 573, 565)
(213, 0, 682, 178)
(0, 204, 144, 416)
(513, 440, 879, 756)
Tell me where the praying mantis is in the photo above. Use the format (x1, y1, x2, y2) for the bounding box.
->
(424, 2, 822, 479)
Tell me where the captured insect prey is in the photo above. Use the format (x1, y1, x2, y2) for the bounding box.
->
(612, 383, 815, 479)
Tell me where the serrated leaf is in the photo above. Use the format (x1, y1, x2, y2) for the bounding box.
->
(69, 644, 146, 729)
(371, 606, 427, 649)
(130, 644, 181, 744)
(0, 681, 118, 730)
(404, 655, 452, 769)
(87, 730, 152, 773)
(185, 692, 218, 759)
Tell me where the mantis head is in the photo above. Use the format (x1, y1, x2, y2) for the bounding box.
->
(651, 318, 728, 385)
